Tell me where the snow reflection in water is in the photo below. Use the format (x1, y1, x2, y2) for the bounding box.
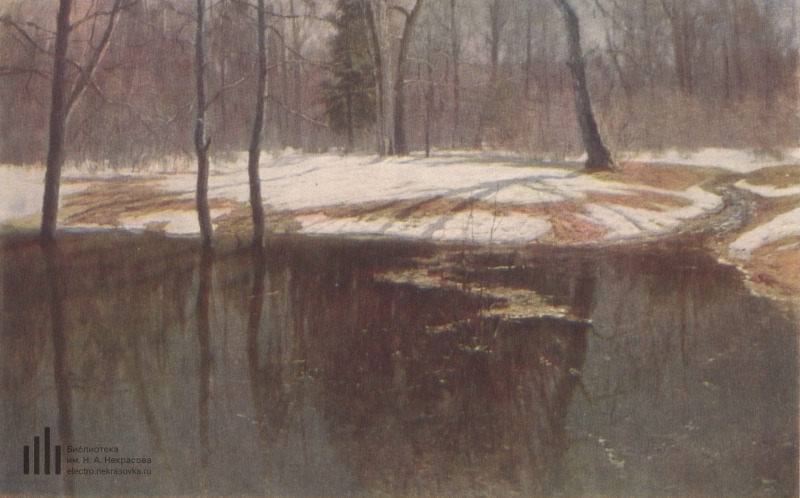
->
(0, 233, 796, 495)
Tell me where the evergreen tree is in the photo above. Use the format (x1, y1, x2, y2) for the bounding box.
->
(323, 0, 376, 152)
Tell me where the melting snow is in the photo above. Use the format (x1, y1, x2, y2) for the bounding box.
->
(0, 149, 794, 249)
(729, 208, 800, 258)
(633, 148, 800, 173)
(734, 180, 800, 198)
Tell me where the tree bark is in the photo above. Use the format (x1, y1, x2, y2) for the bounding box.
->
(392, 0, 424, 156)
(41, 0, 124, 244)
(554, 0, 613, 172)
(524, 4, 533, 101)
(195, 0, 213, 247)
(364, 0, 390, 155)
(450, 0, 460, 148)
(248, 0, 267, 247)
(424, 28, 434, 158)
(40, 0, 73, 246)
(473, 0, 502, 150)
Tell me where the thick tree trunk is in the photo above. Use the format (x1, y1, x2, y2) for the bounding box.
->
(554, 0, 613, 172)
(248, 0, 267, 247)
(195, 0, 213, 247)
(42, 0, 123, 244)
(40, 0, 73, 245)
(393, 0, 424, 156)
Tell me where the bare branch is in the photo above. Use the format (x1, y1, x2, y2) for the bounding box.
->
(1, 18, 52, 57)
(66, 0, 135, 113)
(0, 65, 51, 79)
(206, 74, 250, 109)
(266, 94, 328, 128)
(389, 5, 410, 18)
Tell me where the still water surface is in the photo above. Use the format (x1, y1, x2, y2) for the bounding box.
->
(1, 233, 797, 495)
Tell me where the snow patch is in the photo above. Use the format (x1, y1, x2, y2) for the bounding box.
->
(633, 148, 800, 173)
(729, 208, 800, 258)
(116, 209, 232, 234)
(734, 180, 800, 198)
(0, 166, 87, 223)
(298, 210, 552, 244)
(583, 186, 723, 240)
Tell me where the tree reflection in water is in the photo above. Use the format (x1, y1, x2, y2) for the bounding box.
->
(43, 241, 75, 496)
(0, 233, 795, 495)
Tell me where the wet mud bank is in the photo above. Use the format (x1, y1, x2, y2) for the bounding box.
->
(1, 231, 797, 495)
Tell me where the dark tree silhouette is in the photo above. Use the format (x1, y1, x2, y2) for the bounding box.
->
(323, 0, 376, 152)
(248, 0, 268, 247)
(392, 0, 425, 156)
(194, 0, 213, 247)
(554, 0, 614, 172)
(40, 0, 126, 244)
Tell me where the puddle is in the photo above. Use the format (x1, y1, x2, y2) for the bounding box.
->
(1, 233, 796, 495)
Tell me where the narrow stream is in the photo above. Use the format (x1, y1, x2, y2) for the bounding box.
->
(1, 232, 796, 495)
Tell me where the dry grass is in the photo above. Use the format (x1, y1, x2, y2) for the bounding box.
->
(63, 180, 237, 227)
(214, 204, 301, 237)
(741, 237, 800, 303)
(742, 164, 800, 188)
(603, 162, 713, 190)
(741, 195, 800, 234)
(548, 212, 608, 243)
(585, 190, 692, 210)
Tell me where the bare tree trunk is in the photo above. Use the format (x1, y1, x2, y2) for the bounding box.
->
(345, 89, 355, 153)
(524, 4, 533, 101)
(364, 0, 393, 155)
(40, 0, 73, 245)
(289, 0, 303, 149)
(41, 0, 125, 244)
(195, 0, 213, 247)
(473, 0, 502, 150)
(393, 0, 425, 156)
(424, 28, 434, 158)
(661, 0, 694, 95)
(450, 0, 460, 149)
(248, 0, 267, 247)
(554, 0, 613, 172)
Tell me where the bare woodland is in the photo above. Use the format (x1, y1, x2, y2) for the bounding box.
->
(0, 0, 797, 241)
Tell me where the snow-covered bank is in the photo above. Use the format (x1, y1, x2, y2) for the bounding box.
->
(734, 180, 800, 197)
(632, 147, 800, 173)
(0, 149, 796, 251)
(729, 208, 800, 258)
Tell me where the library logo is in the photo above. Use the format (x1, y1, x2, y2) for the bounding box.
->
(23, 427, 61, 475)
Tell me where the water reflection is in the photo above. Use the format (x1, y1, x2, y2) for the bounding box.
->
(196, 245, 213, 490)
(43, 242, 75, 495)
(1, 234, 796, 495)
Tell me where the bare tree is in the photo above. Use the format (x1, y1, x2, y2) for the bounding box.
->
(392, 0, 425, 155)
(248, 0, 267, 247)
(449, 0, 460, 148)
(38, 0, 128, 244)
(364, 0, 392, 155)
(660, 0, 697, 95)
(194, 0, 213, 247)
(472, 0, 505, 150)
(553, 0, 613, 172)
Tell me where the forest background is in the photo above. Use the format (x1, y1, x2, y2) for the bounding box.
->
(0, 0, 796, 169)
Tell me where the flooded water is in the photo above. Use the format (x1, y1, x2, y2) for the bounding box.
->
(1, 232, 797, 495)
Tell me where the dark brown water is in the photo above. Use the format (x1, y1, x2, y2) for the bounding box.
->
(1, 233, 797, 495)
